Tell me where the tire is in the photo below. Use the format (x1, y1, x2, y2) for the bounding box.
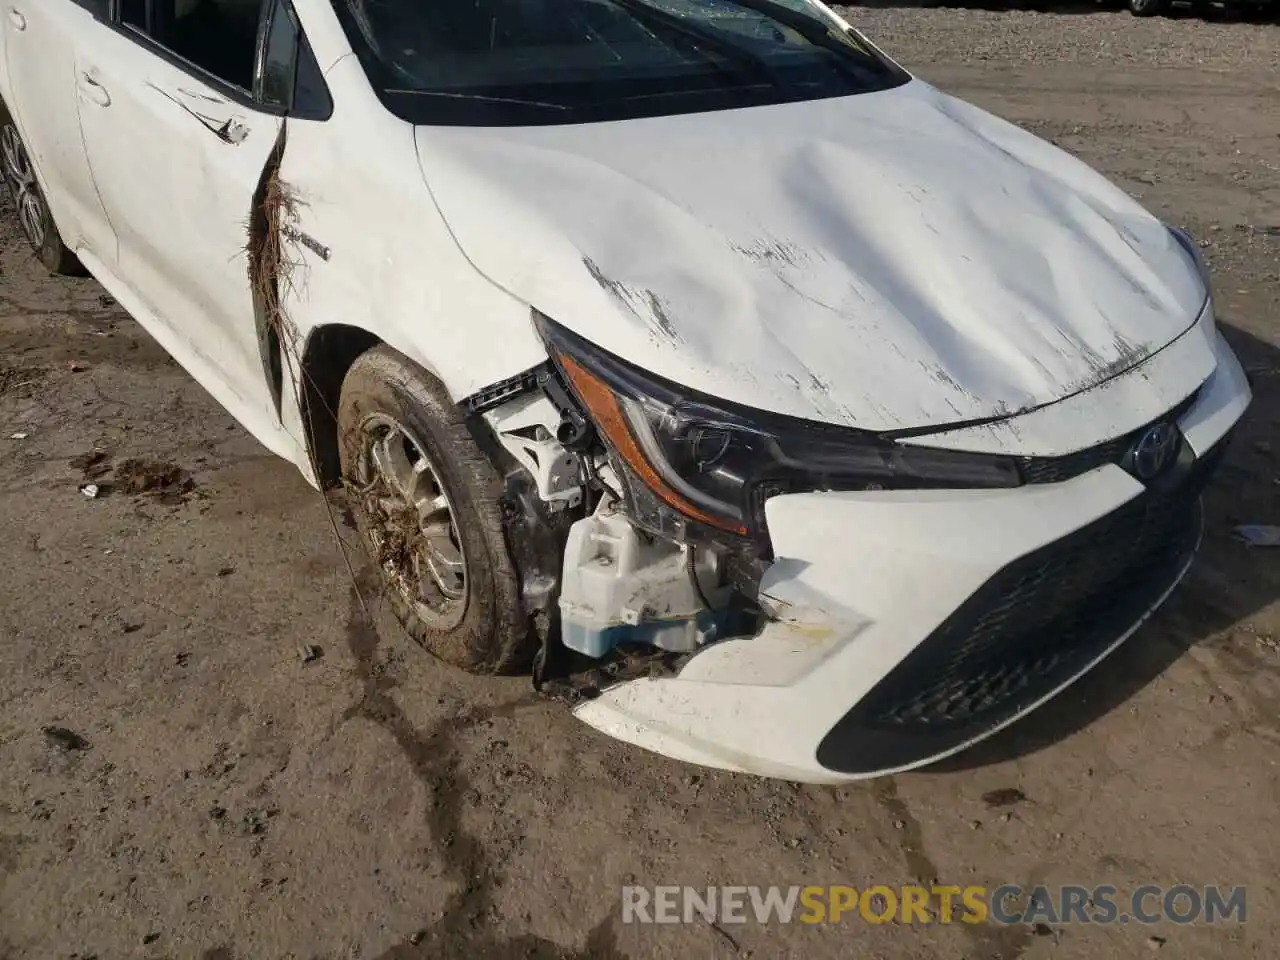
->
(0, 103, 85, 276)
(337, 344, 532, 675)
(1128, 0, 1165, 14)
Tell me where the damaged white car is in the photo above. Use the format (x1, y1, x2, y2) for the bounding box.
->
(2, 0, 1251, 782)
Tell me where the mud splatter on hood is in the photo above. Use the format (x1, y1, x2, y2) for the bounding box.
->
(413, 79, 1206, 432)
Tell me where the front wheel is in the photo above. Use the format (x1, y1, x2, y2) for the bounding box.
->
(0, 108, 85, 276)
(337, 345, 533, 675)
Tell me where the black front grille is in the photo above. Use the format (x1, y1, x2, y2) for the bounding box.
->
(1018, 434, 1132, 484)
(816, 436, 1229, 775)
(1018, 390, 1200, 485)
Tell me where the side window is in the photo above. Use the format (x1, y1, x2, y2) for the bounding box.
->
(119, 0, 264, 93)
(258, 1, 297, 110)
(256, 0, 334, 120)
(69, 0, 108, 14)
(116, 0, 332, 118)
(118, 0, 152, 29)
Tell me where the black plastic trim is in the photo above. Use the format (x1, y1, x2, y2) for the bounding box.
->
(815, 435, 1229, 776)
(109, 3, 275, 114)
(1018, 389, 1200, 485)
(107, 0, 331, 121)
(69, 0, 109, 17)
(461, 363, 546, 415)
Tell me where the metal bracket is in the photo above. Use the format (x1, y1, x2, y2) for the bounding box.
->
(483, 393, 584, 508)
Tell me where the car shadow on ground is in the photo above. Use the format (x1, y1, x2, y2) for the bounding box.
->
(930, 320, 1279, 771)
(846, 0, 1278, 22)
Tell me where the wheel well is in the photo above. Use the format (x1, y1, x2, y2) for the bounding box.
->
(300, 324, 381, 488)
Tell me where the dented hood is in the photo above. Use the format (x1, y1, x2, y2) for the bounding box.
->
(413, 79, 1206, 432)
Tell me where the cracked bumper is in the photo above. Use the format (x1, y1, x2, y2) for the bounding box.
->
(572, 332, 1251, 782)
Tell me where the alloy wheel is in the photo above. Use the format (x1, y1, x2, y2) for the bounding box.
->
(353, 414, 469, 630)
(1, 124, 47, 250)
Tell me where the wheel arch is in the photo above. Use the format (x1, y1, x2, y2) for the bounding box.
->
(298, 321, 486, 488)
(299, 323, 382, 488)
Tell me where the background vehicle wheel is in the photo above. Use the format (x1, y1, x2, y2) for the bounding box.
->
(337, 345, 532, 675)
(1128, 0, 1166, 15)
(0, 106, 85, 276)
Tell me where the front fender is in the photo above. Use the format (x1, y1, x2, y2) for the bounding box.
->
(275, 57, 546, 409)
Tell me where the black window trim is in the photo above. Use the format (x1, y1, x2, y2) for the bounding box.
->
(68, 0, 110, 19)
(256, 0, 334, 121)
(104, 0, 330, 120)
(252, 0, 284, 106)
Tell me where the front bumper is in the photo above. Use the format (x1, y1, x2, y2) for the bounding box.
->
(572, 331, 1252, 782)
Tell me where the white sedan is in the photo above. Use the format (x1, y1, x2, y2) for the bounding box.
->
(1, 0, 1250, 782)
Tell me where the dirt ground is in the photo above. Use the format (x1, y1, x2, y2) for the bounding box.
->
(2, 7, 1279, 959)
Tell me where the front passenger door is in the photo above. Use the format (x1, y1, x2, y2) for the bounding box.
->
(75, 0, 287, 435)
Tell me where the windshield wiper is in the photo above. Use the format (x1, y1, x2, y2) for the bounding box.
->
(699, 0, 903, 82)
(603, 0, 787, 87)
(384, 89, 572, 111)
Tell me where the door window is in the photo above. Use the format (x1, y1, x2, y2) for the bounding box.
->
(258, 1, 297, 110)
(113, 0, 331, 118)
(119, 0, 263, 92)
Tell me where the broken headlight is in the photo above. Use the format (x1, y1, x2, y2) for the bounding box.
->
(536, 314, 1021, 539)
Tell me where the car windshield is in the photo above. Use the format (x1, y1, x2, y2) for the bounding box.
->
(333, 0, 910, 125)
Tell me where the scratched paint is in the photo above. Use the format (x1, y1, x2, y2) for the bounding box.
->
(148, 83, 249, 145)
(8, 0, 1248, 786)
(413, 78, 1207, 443)
(572, 329, 1250, 782)
(581, 256, 680, 343)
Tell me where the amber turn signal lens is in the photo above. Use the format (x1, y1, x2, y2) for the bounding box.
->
(558, 354, 748, 536)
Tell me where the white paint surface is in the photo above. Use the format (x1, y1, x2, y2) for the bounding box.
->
(0, 0, 1254, 781)
(414, 79, 1207, 436)
(574, 333, 1250, 781)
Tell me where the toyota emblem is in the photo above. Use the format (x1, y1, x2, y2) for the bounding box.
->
(1130, 422, 1181, 481)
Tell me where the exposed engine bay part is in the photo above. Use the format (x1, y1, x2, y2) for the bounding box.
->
(538, 365, 596, 452)
(483, 392, 584, 509)
(473, 368, 764, 690)
(463, 364, 542, 415)
(558, 493, 734, 658)
(498, 462, 576, 641)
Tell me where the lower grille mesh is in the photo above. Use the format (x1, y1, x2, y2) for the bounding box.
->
(816, 436, 1228, 774)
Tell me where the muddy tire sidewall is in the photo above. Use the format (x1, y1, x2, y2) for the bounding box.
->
(337, 345, 530, 675)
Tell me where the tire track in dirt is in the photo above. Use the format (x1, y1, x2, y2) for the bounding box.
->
(339, 585, 629, 959)
(875, 778, 1035, 960)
